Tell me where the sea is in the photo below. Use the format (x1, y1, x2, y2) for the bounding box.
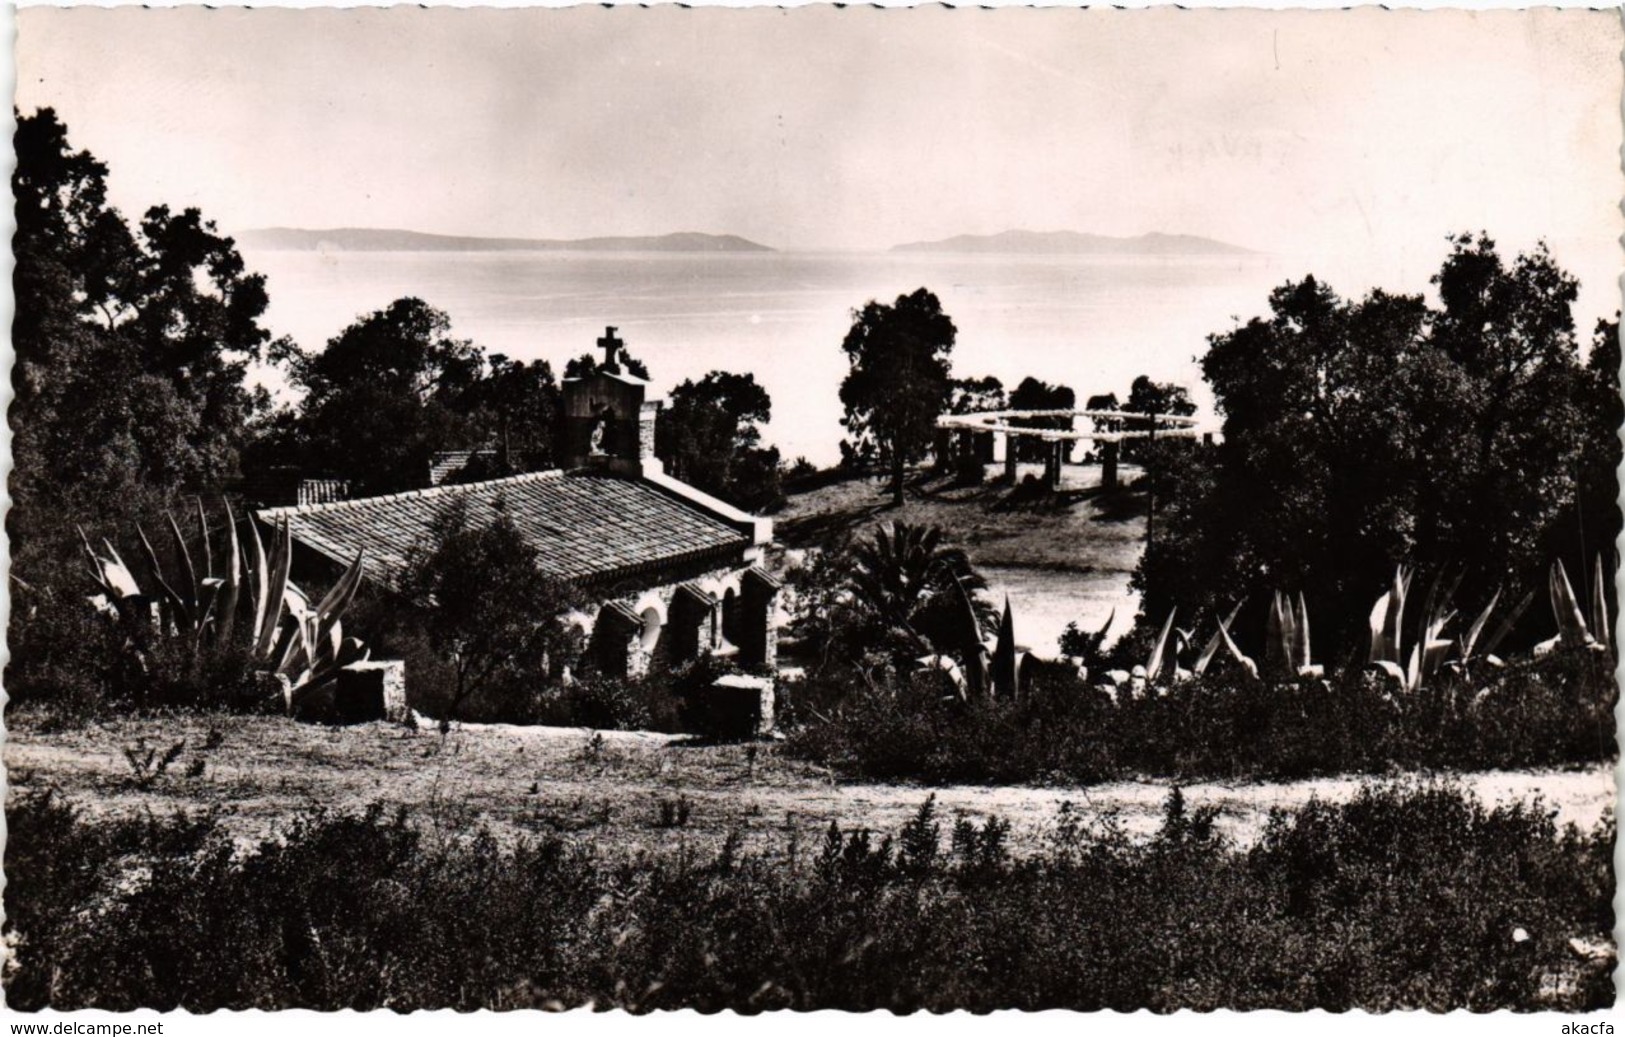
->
(242, 248, 1283, 467)
(241, 245, 1619, 469)
(240, 244, 1618, 652)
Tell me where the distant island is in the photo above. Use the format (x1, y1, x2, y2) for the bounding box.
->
(240, 227, 775, 253)
(891, 230, 1254, 256)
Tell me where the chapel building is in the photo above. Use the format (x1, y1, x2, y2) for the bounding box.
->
(257, 328, 780, 679)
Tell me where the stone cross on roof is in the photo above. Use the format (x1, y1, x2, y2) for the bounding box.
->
(598, 326, 623, 372)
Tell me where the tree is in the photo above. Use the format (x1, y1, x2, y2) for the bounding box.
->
(290, 298, 488, 494)
(397, 498, 584, 719)
(565, 350, 649, 380)
(949, 376, 1006, 415)
(838, 288, 957, 506)
(1124, 375, 1196, 418)
(1136, 235, 1600, 661)
(463, 354, 563, 473)
(783, 522, 993, 686)
(656, 370, 783, 512)
(1008, 377, 1075, 462)
(10, 109, 284, 716)
(1122, 375, 1197, 466)
(12, 110, 279, 515)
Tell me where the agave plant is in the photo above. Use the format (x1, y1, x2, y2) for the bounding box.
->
(940, 571, 990, 698)
(1533, 557, 1610, 656)
(1364, 566, 1457, 693)
(1264, 591, 1322, 681)
(990, 596, 1021, 699)
(1213, 612, 1260, 681)
(1144, 608, 1178, 684)
(1191, 600, 1245, 677)
(82, 501, 369, 704)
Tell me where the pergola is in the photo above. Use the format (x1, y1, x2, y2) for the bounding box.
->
(934, 408, 1210, 489)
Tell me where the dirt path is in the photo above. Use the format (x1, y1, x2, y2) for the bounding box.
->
(8, 714, 1612, 860)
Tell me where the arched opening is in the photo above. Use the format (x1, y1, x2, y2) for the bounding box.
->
(639, 606, 663, 653)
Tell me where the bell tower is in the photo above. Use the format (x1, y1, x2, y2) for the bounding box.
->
(561, 326, 664, 477)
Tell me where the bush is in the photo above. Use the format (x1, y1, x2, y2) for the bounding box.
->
(784, 647, 1617, 785)
(4, 784, 1611, 1012)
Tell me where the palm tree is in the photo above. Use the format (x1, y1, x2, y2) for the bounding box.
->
(846, 522, 995, 663)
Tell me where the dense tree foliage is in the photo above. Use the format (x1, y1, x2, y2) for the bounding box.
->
(12, 109, 278, 522)
(656, 370, 784, 512)
(1120, 375, 1198, 468)
(255, 299, 566, 493)
(286, 298, 485, 494)
(10, 109, 284, 715)
(838, 288, 957, 505)
(1135, 234, 1617, 662)
(1006, 377, 1076, 461)
(948, 376, 1006, 415)
(565, 350, 649, 380)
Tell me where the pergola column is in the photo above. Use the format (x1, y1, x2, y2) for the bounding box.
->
(1102, 440, 1119, 490)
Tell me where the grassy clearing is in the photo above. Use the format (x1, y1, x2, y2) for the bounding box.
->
(5, 712, 1611, 862)
(5, 781, 1612, 1012)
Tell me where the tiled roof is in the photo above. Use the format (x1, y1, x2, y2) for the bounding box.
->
(258, 470, 751, 586)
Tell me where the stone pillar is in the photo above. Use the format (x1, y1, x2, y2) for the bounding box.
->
(669, 584, 717, 662)
(933, 428, 953, 473)
(638, 400, 661, 469)
(334, 660, 408, 724)
(1102, 440, 1119, 489)
(974, 430, 995, 464)
(956, 428, 975, 466)
(739, 568, 782, 671)
(1003, 432, 1019, 481)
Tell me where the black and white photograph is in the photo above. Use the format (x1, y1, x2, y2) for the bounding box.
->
(4, 2, 1621, 1017)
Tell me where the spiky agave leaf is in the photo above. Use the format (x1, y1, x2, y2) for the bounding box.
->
(87, 536, 143, 600)
(1264, 592, 1294, 679)
(1294, 592, 1313, 675)
(1481, 586, 1538, 660)
(312, 552, 366, 629)
(991, 596, 1019, 698)
(1591, 554, 1611, 652)
(246, 516, 271, 644)
(1145, 608, 1177, 684)
(1368, 590, 1391, 664)
(1549, 559, 1593, 648)
(1193, 599, 1245, 676)
(1215, 615, 1259, 681)
(254, 521, 294, 662)
(946, 572, 988, 697)
(196, 498, 214, 580)
(1383, 565, 1410, 664)
(135, 524, 190, 633)
(165, 512, 200, 625)
(217, 501, 242, 645)
(1459, 587, 1501, 662)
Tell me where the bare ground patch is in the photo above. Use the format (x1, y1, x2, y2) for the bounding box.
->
(8, 713, 1611, 860)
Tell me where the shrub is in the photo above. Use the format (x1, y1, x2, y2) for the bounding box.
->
(784, 646, 1616, 785)
(4, 785, 1611, 1012)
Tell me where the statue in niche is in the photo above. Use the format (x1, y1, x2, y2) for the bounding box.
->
(588, 404, 614, 456)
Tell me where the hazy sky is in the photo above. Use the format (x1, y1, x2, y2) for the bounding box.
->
(15, 6, 1622, 267)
